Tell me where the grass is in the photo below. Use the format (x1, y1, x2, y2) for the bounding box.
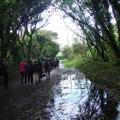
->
(63, 57, 120, 100)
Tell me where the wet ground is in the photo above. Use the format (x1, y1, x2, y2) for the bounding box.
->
(0, 63, 120, 120)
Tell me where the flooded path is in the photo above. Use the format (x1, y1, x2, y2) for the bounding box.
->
(0, 63, 120, 120)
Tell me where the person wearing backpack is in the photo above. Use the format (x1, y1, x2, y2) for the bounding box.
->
(37, 59, 43, 83)
(25, 60, 33, 85)
(42, 58, 51, 80)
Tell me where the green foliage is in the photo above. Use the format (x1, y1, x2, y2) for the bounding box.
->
(63, 55, 82, 68)
(62, 37, 91, 61)
(54, 0, 120, 63)
(41, 40, 59, 57)
(62, 46, 72, 59)
(72, 43, 81, 54)
(0, 0, 52, 59)
(36, 30, 58, 43)
(72, 41, 89, 58)
(18, 29, 60, 60)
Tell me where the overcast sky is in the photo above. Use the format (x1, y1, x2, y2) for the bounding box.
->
(42, 10, 78, 48)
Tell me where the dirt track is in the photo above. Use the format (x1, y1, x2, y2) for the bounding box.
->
(0, 65, 120, 120)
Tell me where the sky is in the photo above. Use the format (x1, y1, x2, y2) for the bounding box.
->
(42, 10, 79, 48)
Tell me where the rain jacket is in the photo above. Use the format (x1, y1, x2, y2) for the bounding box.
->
(19, 61, 27, 73)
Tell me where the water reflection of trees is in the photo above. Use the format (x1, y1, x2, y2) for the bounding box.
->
(77, 83, 119, 120)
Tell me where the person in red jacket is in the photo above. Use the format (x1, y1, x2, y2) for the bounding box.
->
(19, 60, 27, 85)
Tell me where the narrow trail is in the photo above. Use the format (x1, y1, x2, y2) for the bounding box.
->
(0, 63, 120, 120)
(0, 68, 62, 120)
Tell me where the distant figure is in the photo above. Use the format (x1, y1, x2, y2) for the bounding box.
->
(25, 60, 33, 85)
(55, 58, 59, 68)
(0, 58, 9, 88)
(37, 59, 43, 83)
(42, 58, 51, 80)
(49, 58, 55, 69)
(33, 60, 38, 81)
(19, 60, 27, 85)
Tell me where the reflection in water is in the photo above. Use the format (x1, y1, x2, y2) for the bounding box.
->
(44, 70, 120, 120)
(77, 84, 119, 120)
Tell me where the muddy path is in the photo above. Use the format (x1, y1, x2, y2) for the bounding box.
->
(0, 64, 120, 120)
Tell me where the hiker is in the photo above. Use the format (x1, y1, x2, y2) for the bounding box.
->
(37, 59, 43, 83)
(0, 58, 9, 88)
(42, 58, 51, 80)
(19, 60, 27, 85)
(48, 58, 54, 69)
(33, 60, 38, 81)
(25, 60, 33, 85)
(55, 58, 59, 68)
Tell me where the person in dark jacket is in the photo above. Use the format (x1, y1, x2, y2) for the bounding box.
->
(42, 58, 51, 80)
(0, 58, 9, 88)
(33, 60, 38, 80)
(25, 60, 33, 85)
(55, 58, 59, 68)
(37, 59, 43, 83)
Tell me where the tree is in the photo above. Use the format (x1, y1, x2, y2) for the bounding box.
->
(53, 0, 120, 62)
(36, 30, 59, 58)
(0, 0, 52, 59)
(62, 45, 72, 59)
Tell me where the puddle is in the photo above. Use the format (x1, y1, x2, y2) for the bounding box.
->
(42, 71, 120, 120)
(9, 66, 119, 120)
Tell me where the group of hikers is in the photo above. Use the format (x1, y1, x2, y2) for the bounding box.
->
(0, 57, 59, 88)
(19, 57, 59, 86)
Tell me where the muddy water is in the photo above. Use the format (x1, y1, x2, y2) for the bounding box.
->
(40, 68, 120, 120)
(0, 62, 120, 120)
